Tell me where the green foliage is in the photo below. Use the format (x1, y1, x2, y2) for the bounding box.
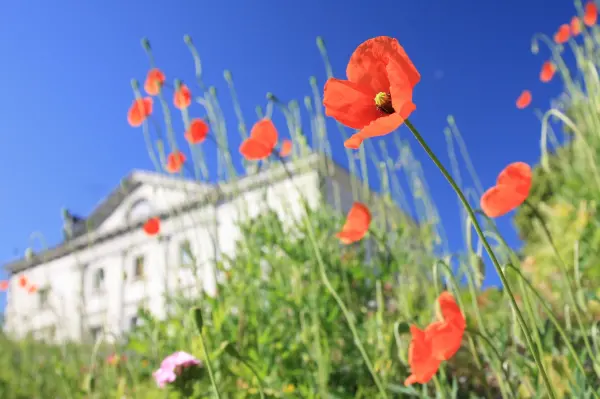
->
(6, 5, 600, 397)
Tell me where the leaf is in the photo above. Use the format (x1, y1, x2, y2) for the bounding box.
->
(127, 338, 148, 354)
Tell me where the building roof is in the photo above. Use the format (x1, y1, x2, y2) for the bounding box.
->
(3, 154, 325, 274)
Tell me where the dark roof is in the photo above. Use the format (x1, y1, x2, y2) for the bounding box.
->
(70, 178, 143, 240)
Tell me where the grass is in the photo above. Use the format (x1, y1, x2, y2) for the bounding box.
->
(2, 1, 600, 397)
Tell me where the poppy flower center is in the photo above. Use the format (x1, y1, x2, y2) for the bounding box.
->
(374, 92, 395, 114)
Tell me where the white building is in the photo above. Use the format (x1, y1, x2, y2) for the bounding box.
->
(2, 154, 391, 343)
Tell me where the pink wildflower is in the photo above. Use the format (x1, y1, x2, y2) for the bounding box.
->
(153, 351, 202, 388)
(106, 353, 119, 366)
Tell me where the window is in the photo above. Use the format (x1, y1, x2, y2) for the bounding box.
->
(127, 199, 151, 224)
(90, 326, 102, 342)
(38, 287, 50, 308)
(130, 316, 139, 330)
(92, 268, 105, 292)
(180, 240, 194, 266)
(134, 256, 145, 279)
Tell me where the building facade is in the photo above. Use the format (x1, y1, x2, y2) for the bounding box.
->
(2, 154, 368, 343)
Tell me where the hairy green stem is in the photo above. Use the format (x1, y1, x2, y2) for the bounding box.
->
(507, 264, 598, 398)
(404, 119, 557, 399)
(523, 200, 599, 369)
(274, 152, 388, 398)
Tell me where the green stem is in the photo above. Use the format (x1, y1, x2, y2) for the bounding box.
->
(507, 264, 598, 398)
(523, 200, 599, 368)
(404, 119, 557, 399)
(431, 375, 445, 398)
(303, 210, 388, 398)
(199, 334, 222, 399)
(466, 328, 515, 396)
(273, 152, 388, 398)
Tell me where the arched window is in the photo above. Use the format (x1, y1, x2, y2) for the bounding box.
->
(93, 268, 105, 291)
(127, 199, 152, 225)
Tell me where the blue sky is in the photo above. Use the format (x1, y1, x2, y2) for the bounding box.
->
(0, 0, 576, 310)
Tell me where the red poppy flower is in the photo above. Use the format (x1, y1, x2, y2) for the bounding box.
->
(336, 202, 371, 244)
(323, 36, 420, 150)
(174, 84, 192, 109)
(0, 280, 8, 291)
(280, 139, 292, 157)
(584, 2, 598, 26)
(144, 69, 166, 96)
(430, 292, 466, 361)
(480, 162, 532, 218)
(516, 90, 532, 109)
(540, 61, 556, 83)
(127, 97, 153, 127)
(404, 325, 442, 386)
(18, 276, 27, 288)
(405, 292, 465, 386)
(571, 17, 582, 36)
(166, 151, 186, 173)
(239, 119, 278, 160)
(185, 119, 209, 144)
(554, 24, 571, 44)
(143, 217, 160, 236)
(28, 285, 37, 294)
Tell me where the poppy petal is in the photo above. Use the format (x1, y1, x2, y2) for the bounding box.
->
(323, 78, 381, 129)
(428, 321, 464, 361)
(185, 119, 209, 144)
(19, 276, 27, 288)
(0, 280, 8, 291)
(540, 61, 556, 83)
(571, 17, 582, 36)
(127, 97, 153, 127)
(336, 202, 371, 244)
(347, 36, 420, 93)
(405, 325, 442, 385)
(143, 217, 160, 236)
(250, 119, 278, 149)
(174, 85, 192, 109)
(516, 90, 532, 109)
(387, 60, 417, 113)
(280, 139, 292, 157)
(344, 112, 407, 150)
(239, 138, 273, 161)
(554, 24, 571, 44)
(496, 162, 532, 196)
(584, 2, 598, 26)
(437, 292, 466, 329)
(166, 151, 186, 173)
(480, 185, 527, 218)
(144, 69, 166, 96)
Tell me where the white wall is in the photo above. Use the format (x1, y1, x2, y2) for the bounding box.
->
(4, 166, 326, 343)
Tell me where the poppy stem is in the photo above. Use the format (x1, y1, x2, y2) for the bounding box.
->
(522, 199, 600, 369)
(404, 119, 557, 399)
(272, 152, 389, 398)
(506, 263, 598, 396)
(465, 327, 515, 395)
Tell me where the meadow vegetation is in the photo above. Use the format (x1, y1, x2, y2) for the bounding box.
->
(2, 1, 600, 398)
